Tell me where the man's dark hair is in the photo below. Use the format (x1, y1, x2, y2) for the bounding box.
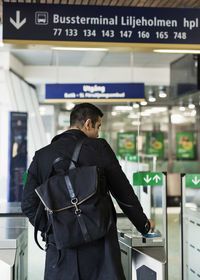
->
(70, 103, 103, 128)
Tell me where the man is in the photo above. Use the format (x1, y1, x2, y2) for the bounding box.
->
(22, 103, 154, 280)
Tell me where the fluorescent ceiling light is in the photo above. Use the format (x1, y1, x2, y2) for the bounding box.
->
(154, 49, 200, 54)
(52, 47, 108, 51)
(179, 100, 185, 111)
(132, 103, 139, 108)
(65, 102, 75, 110)
(149, 96, 156, 102)
(188, 103, 195, 109)
(159, 92, 167, 98)
(159, 90, 167, 98)
(114, 106, 132, 111)
(158, 86, 167, 98)
(188, 98, 195, 109)
(148, 89, 156, 102)
(179, 106, 185, 111)
(140, 101, 147, 106)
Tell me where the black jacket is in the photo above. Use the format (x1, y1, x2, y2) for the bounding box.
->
(22, 129, 149, 280)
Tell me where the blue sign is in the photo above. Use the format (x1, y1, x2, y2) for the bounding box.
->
(45, 83, 144, 102)
(3, 3, 200, 45)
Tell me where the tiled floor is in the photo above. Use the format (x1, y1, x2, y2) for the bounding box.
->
(27, 208, 181, 280)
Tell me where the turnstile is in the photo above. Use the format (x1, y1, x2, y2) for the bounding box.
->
(117, 172, 168, 280)
(0, 213, 28, 280)
(117, 219, 166, 280)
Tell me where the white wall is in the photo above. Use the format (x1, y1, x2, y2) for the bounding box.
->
(9, 53, 25, 77)
(0, 52, 10, 69)
(0, 70, 11, 202)
(133, 67, 169, 85)
(24, 65, 170, 85)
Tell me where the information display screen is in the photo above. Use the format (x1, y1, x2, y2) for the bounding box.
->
(170, 55, 200, 98)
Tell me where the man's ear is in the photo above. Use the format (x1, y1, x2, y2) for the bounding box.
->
(84, 119, 92, 130)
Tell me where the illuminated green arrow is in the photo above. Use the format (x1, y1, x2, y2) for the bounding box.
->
(192, 176, 200, 185)
(144, 175, 151, 183)
(153, 174, 161, 183)
(133, 172, 163, 186)
(186, 174, 200, 188)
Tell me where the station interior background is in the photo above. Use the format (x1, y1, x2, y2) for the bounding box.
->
(1, 1, 200, 280)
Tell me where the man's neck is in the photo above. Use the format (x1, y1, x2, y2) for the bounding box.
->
(69, 126, 81, 130)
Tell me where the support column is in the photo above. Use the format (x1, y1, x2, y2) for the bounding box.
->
(168, 106, 173, 173)
(195, 106, 200, 172)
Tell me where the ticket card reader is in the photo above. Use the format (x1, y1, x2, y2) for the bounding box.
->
(118, 227, 164, 248)
(118, 172, 168, 280)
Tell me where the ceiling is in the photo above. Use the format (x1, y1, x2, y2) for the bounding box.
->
(10, 49, 182, 67)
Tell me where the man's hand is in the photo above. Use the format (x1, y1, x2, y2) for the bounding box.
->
(148, 219, 155, 232)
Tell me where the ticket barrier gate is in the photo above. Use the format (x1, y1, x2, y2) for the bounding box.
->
(118, 172, 168, 280)
(0, 203, 28, 280)
(181, 174, 200, 280)
(0, 217, 28, 280)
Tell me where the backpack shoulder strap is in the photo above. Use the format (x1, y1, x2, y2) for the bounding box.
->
(69, 137, 86, 170)
(34, 202, 46, 250)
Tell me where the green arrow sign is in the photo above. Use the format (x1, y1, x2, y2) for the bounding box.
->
(133, 172, 163, 186)
(185, 174, 200, 188)
(126, 155, 138, 162)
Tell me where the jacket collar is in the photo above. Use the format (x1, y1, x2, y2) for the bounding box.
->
(51, 129, 87, 143)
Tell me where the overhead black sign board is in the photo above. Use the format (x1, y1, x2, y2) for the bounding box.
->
(3, 3, 200, 45)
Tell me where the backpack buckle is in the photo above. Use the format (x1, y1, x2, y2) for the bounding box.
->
(71, 198, 78, 205)
(71, 197, 81, 215)
(75, 209, 82, 215)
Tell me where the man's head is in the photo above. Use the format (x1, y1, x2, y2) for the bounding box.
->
(70, 103, 103, 138)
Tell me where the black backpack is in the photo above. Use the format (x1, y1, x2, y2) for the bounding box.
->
(34, 138, 113, 250)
